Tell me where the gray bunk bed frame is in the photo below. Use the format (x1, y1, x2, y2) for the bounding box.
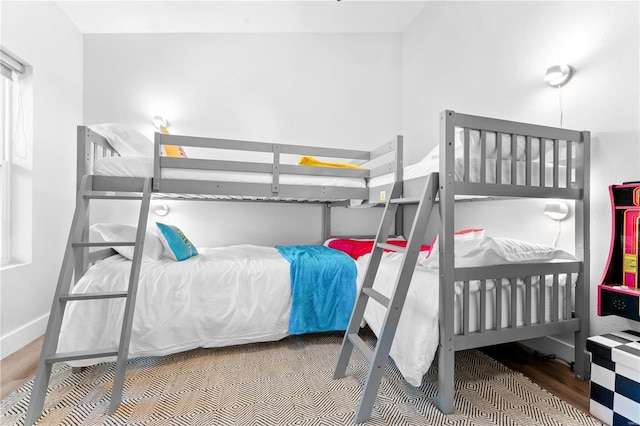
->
(75, 126, 404, 271)
(28, 110, 588, 425)
(334, 110, 589, 422)
(25, 127, 403, 425)
(424, 111, 590, 414)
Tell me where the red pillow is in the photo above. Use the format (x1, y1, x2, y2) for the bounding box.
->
(328, 239, 430, 260)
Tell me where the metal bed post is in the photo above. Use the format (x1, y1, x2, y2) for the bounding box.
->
(394, 135, 404, 236)
(573, 131, 591, 379)
(75, 126, 90, 282)
(437, 110, 456, 414)
(322, 203, 331, 243)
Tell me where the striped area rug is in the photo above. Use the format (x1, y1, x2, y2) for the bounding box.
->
(2, 332, 603, 425)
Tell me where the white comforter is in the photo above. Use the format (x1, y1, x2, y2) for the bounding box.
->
(58, 245, 293, 366)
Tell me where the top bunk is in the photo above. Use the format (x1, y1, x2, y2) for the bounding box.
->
(77, 124, 403, 204)
(78, 110, 590, 205)
(396, 110, 590, 203)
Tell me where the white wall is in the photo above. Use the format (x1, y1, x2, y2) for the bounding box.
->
(0, 2, 83, 357)
(401, 1, 640, 341)
(83, 33, 401, 247)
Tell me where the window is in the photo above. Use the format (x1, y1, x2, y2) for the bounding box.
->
(1, 48, 28, 266)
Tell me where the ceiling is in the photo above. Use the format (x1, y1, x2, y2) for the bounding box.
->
(55, 1, 428, 34)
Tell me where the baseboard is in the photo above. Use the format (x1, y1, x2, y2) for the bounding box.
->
(0, 314, 48, 359)
(520, 335, 576, 364)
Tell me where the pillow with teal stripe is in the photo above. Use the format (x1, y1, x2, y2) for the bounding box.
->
(156, 222, 198, 261)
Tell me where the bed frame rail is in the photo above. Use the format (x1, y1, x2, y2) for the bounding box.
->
(441, 111, 588, 199)
(153, 133, 402, 198)
(77, 126, 403, 205)
(453, 262, 583, 350)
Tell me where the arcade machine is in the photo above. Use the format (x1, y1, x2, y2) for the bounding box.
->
(598, 182, 640, 321)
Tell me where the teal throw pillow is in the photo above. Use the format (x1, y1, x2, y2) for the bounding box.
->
(156, 222, 198, 261)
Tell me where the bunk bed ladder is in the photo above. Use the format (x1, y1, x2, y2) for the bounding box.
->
(333, 172, 439, 424)
(25, 176, 152, 426)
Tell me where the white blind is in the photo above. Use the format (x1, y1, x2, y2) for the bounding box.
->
(0, 48, 26, 80)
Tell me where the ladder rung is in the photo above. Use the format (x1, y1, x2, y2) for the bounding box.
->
(72, 241, 136, 248)
(362, 288, 390, 308)
(84, 192, 143, 200)
(60, 291, 128, 302)
(46, 347, 119, 364)
(390, 197, 421, 205)
(376, 243, 406, 253)
(348, 333, 373, 364)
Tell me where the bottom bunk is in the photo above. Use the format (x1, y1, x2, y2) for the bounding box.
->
(58, 228, 582, 392)
(58, 241, 357, 366)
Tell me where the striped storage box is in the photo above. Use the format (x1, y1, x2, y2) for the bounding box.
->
(587, 330, 640, 426)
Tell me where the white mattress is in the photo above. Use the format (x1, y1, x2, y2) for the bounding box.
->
(93, 156, 366, 189)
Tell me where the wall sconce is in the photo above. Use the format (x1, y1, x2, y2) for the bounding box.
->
(544, 200, 570, 221)
(153, 202, 170, 217)
(152, 115, 169, 130)
(544, 64, 573, 87)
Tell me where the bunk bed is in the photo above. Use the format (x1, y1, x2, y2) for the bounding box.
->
(56, 125, 404, 362)
(76, 112, 590, 387)
(435, 111, 590, 411)
(32, 110, 589, 425)
(331, 110, 590, 421)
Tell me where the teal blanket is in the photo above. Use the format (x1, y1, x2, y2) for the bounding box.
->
(276, 245, 357, 335)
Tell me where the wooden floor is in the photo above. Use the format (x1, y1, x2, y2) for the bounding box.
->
(480, 343, 590, 414)
(1, 336, 590, 414)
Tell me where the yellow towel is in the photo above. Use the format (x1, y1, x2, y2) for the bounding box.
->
(298, 156, 363, 169)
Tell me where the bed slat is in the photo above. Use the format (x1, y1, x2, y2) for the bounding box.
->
(524, 276, 532, 326)
(463, 128, 470, 182)
(480, 279, 487, 333)
(463, 281, 470, 335)
(539, 275, 546, 324)
(565, 273, 573, 320)
(272, 144, 281, 194)
(496, 132, 503, 185)
(553, 139, 560, 188)
(525, 136, 532, 187)
(480, 131, 487, 183)
(495, 279, 502, 331)
(510, 135, 517, 185)
(552, 274, 560, 322)
(539, 140, 546, 187)
(566, 141, 573, 188)
(510, 278, 517, 328)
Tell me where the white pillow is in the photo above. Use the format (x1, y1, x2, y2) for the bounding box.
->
(421, 234, 575, 268)
(421, 228, 485, 261)
(90, 223, 163, 261)
(88, 123, 154, 157)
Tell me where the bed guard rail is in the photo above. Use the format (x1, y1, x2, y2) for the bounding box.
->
(440, 110, 590, 200)
(153, 133, 403, 198)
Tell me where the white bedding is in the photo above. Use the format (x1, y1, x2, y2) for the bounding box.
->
(58, 245, 294, 366)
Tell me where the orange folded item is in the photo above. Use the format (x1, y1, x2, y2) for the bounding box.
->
(298, 156, 363, 169)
